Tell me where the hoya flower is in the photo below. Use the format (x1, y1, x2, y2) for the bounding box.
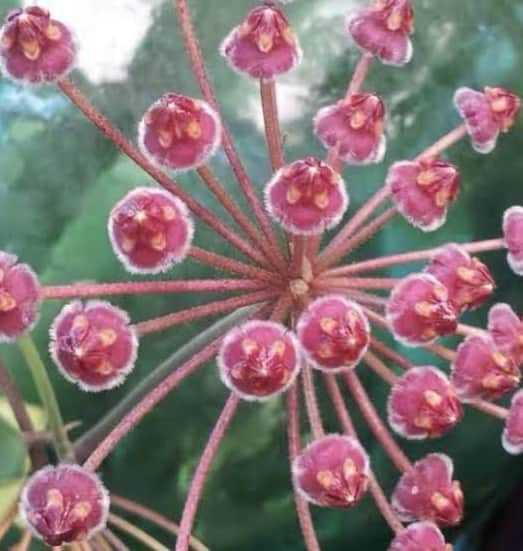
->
(0, 251, 40, 342)
(50, 300, 138, 392)
(387, 366, 462, 440)
(347, 0, 414, 66)
(297, 295, 370, 372)
(0, 6, 76, 84)
(220, 4, 302, 80)
(386, 274, 457, 346)
(292, 434, 369, 508)
(425, 244, 494, 313)
(265, 157, 349, 235)
(454, 86, 520, 154)
(139, 93, 221, 172)
(314, 92, 386, 165)
(108, 187, 194, 274)
(392, 453, 464, 527)
(502, 390, 523, 455)
(218, 321, 301, 401)
(20, 465, 109, 546)
(450, 334, 519, 402)
(388, 158, 460, 231)
(503, 205, 523, 276)
(488, 303, 523, 365)
(388, 522, 451, 551)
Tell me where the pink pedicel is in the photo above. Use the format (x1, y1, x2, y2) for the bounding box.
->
(503, 206, 523, 276)
(388, 158, 460, 231)
(314, 92, 386, 165)
(503, 390, 523, 455)
(488, 303, 523, 365)
(387, 366, 462, 440)
(292, 434, 369, 509)
(0, 251, 40, 342)
(50, 300, 138, 392)
(386, 273, 457, 346)
(139, 93, 221, 171)
(454, 86, 520, 154)
(388, 522, 452, 551)
(220, 4, 301, 80)
(392, 453, 464, 527)
(108, 187, 194, 274)
(218, 320, 301, 401)
(347, 0, 414, 66)
(0, 6, 76, 84)
(20, 465, 109, 546)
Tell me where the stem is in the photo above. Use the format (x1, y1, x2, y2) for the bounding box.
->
(301, 365, 324, 440)
(103, 528, 130, 551)
(370, 338, 412, 371)
(17, 335, 74, 461)
(470, 400, 508, 420)
(175, 394, 239, 551)
(109, 513, 168, 551)
(364, 351, 398, 385)
(14, 530, 32, 551)
(314, 276, 398, 291)
(94, 533, 113, 551)
(260, 79, 285, 172)
(345, 291, 388, 309)
(416, 124, 467, 160)
(0, 497, 18, 543)
(456, 323, 487, 338)
(347, 53, 374, 97)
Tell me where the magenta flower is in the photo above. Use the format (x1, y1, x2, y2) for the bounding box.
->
(503, 205, 523, 275)
(488, 303, 523, 365)
(503, 390, 523, 455)
(388, 522, 451, 551)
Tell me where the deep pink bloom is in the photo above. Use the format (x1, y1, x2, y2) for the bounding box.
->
(108, 187, 194, 274)
(265, 157, 349, 235)
(386, 274, 457, 346)
(503, 206, 523, 276)
(0, 251, 40, 342)
(503, 390, 523, 455)
(297, 295, 370, 372)
(392, 453, 464, 527)
(50, 301, 138, 392)
(292, 434, 369, 508)
(425, 244, 494, 313)
(488, 303, 523, 365)
(139, 93, 221, 171)
(388, 522, 451, 551)
(220, 4, 301, 80)
(0, 6, 76, 84)
(450, 334, 519, 402)
(314, 93, 386, 165)
(388, 158, 460, 231)
(454, 86, 520, 154)
(387, 366, 462, 440)
(218, 320, 301, 401)
(347, 0, 414, 66)
(20, 465, 109, 546)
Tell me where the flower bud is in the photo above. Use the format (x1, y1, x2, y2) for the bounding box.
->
(388, 522, 452, 551)
(503, 206, 523, 276)
(503, 389, 523, 455)
(488, 303, 523, 365)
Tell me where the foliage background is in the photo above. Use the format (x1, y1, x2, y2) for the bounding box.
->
(0, 0, 522, 549)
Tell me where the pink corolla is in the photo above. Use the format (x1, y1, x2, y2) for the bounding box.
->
(503, 205, 523, 276)
(488, 303, 523, 365)
(503, 390, 523, 455)
(388, 522, 452, 551)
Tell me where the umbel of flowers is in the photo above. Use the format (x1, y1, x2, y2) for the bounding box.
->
(0, 0, 521, 549)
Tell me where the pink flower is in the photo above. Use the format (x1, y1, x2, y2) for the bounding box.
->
(386, 274, 457, 346)
(220, 4, 301, 80)
(388, 522, 451, 551)
(425, 244, 494, 313)
(218, 321, 301, 401)
(387, 366, 462, 440)
(392, 453, 464, 527)
(139, 93, 221, 171)
(297, 295, 370, 372)
(503, 390, 523, 455)
(292, 434, 369, 508)
(388, 158, 460, 231)
(50, 301, 138, 392)
(0, 6, 76, 84)
(347, 0, 414, 66)
(0, 251, 40, 342)
(450, 334, 519, 402)
(108, 187, 194, 274)
(503, 206, 523, 276)
(20, 465, 109, 546)
(454, 86, 520, 154)
(314, 93, 386, 165)
(265, 157, 349, 235)
(488, 303, 523, 365)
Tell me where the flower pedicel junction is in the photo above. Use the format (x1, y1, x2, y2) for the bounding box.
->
(0, 1, 521, 549)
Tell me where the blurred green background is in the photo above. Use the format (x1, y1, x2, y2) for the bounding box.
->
(0, 0, 522, 549)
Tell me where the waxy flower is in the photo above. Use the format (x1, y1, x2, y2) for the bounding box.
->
(314, 92, 386, 165)
(50, 301, 138, 392)
(218, 321, 301, 401)
(0, 6, 76, 84)
(265, 157, 349, 235)
(503, 205, 523, 276)
(388, 522, 451, 551)
(502, 390, 523, 455)
(386, 274, 457, 346)
(292, 434, 369, 508)
(388, 158, 460, 231)
(454, 86, 520, 154)
(220, 4, 301, 80)
(387, 367, 462, 440)
(109, 187, 194, 274)
(488, 303, 523, 365)
(348, 0, 414, 66)
(392, 453, 464, 527)
(20, 465, 109, 546)
(0, 251, 40, 342)
(139, 93, 221, 171)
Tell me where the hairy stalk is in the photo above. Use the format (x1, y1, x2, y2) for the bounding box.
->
(456, 323, 487, 338)
(364, 351, 398, 385)
(94, 533, 113, 551)
(260, 79, 285, 172)
(109, 513, 168, 551)
(346, 291, 388, 308)
(0, 497, 18, 543)
(14, 530, 32, 551)
(301, 364, 324, 440)
(103, 528, 130, 551)
(314, 276, 398, 291)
